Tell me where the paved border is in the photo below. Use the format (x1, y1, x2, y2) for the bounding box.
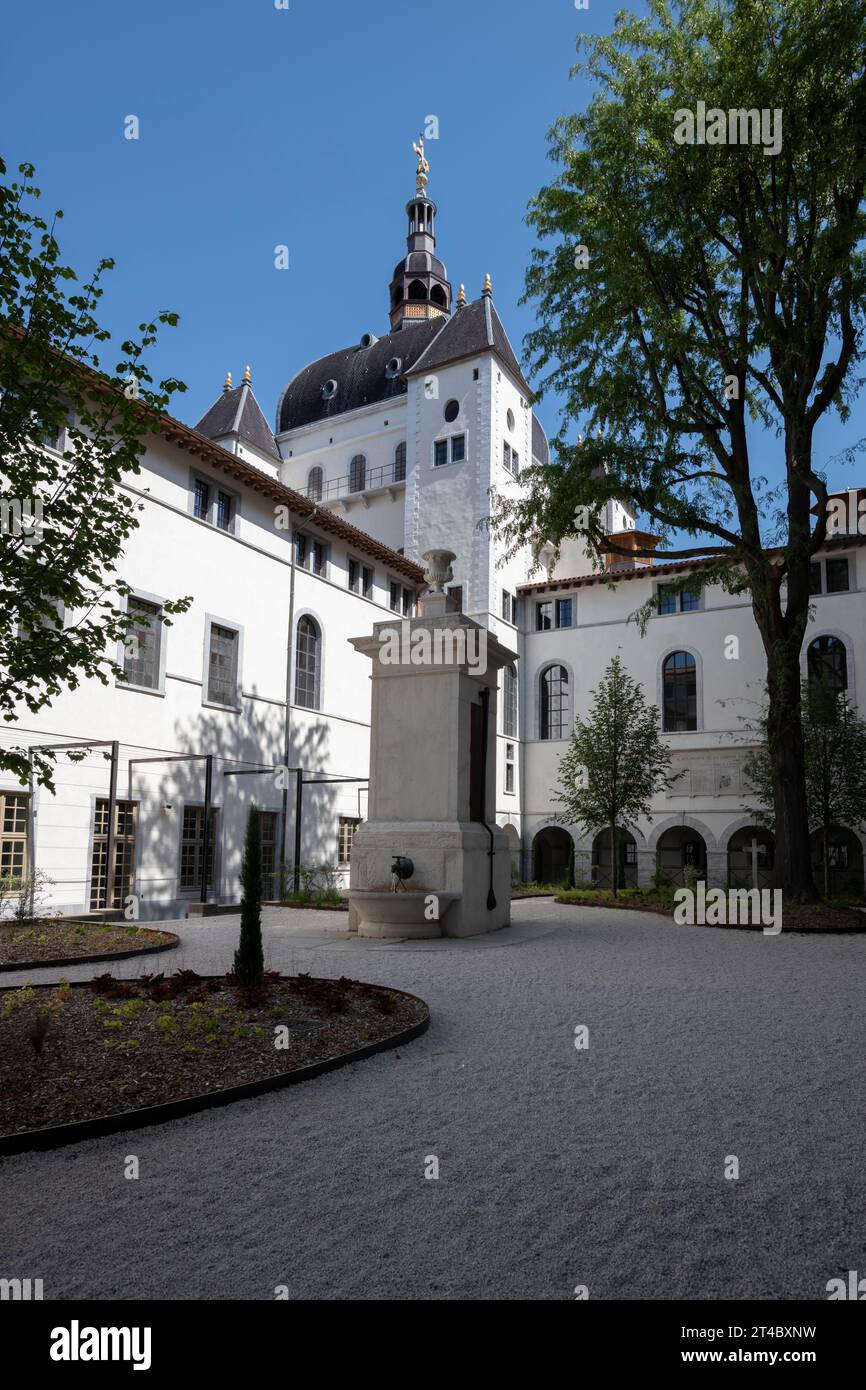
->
(554, 896, 866, 932)
(0, 930, 180, 974)
(0, 977, 430, 1157)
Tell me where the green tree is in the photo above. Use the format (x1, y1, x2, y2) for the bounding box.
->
(556, 656, 675, 895)
(491, 0, 866, 900)
(0, 157, 190, 789)
(234, 806, 264, 986)
(744, 679, 866, 897)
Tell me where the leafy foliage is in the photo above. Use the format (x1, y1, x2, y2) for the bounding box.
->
(0, 157, 191, 788)
(555, 656, 675, 893)
(233, 806, 264, 987)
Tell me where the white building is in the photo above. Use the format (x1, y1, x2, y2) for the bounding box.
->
(4, 160, 865, 916)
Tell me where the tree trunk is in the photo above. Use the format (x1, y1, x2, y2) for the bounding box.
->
(610, 821, 618, 897)
(764, 639, 819, 902)
(823, 824, 830, 900)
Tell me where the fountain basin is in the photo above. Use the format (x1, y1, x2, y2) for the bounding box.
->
(348, 889, 462, 939)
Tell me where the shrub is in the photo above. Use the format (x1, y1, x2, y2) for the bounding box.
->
(233, 806, 264, 988)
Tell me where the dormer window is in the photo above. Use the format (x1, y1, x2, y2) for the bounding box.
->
(322, 379, 338, 400)
(385, 357, 402, 379)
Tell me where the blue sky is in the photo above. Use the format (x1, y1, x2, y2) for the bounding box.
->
(2, 0, 863, 501)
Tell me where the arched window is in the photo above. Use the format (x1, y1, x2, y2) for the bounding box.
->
(540, 665, 569, 740)
(807, 635, 848, 694)
(307, 465, 323, 501)
(294, 616, 321, 710)
(662, 651, 697, 731)
(349, 454, 366, 493)
(407, 279, 427, 301)
(503, 664, 518, 737)
(430, 284, 447, 307)
(394, 441, 407, 482)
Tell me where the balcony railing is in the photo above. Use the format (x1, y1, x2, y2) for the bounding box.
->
(306, 459, 406, 502)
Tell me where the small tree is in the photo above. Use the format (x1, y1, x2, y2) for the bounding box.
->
(745, 680, 866, 897)
(233, 806, 264, 986)
(556, 656, 675, 895)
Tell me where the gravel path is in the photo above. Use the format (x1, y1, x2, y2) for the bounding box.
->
(1, 902, 864, 1301)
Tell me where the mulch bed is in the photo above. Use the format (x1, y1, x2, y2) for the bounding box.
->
(0, 920, 178, 970)
(0, 970, 428, 1140)
(555, 894, 866, 932)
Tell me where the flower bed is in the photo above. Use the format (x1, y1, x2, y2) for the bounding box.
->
(0, 920, 178, 970)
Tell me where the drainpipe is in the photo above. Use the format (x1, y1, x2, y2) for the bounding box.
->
(479, 686, 497, 911)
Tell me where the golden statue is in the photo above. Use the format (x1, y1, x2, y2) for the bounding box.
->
(412, 135, 430, 193)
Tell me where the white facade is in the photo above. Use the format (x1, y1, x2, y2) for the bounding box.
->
(5, 178, 866, 916)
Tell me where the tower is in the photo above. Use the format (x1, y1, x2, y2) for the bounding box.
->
(388, 136, 452, 330)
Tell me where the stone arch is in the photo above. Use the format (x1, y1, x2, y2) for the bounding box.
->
(531, 824, 573, 885)
(591, 827, 638, 888)
(647, 814, 718, 853)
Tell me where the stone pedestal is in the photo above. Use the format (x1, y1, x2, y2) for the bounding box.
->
(348, 583, 516, 939)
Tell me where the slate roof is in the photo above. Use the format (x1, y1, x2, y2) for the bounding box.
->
(406, 295, 531, 396)
(195, 383, 280, 462)
(277, 294, 533, 435)
(276, 318, 445, 433)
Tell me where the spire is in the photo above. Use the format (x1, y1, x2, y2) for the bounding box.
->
(243, 364, 252, 386)
(388, 136, 452, 330)
(456, 283, 466, 307)
(482, 273, 492, 298)
(223, 370, 233, 394)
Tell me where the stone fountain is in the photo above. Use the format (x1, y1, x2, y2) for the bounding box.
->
(347, 550, 516, 939)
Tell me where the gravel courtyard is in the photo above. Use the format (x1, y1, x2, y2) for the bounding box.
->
(2, 900, 864, 1301)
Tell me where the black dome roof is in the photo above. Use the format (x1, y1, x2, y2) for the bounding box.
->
(277, 317, 446, 433)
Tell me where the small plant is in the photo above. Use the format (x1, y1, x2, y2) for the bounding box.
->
(233, 806, 264, 987)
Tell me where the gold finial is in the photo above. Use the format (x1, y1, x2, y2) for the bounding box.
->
(578, 432, 584, 446)
(483, 272, 492, 296)
(457, 283, 466, 306)
(412, 134, 430, 194)
(243, 364, 251, 385)
(223, 370, 233, 393)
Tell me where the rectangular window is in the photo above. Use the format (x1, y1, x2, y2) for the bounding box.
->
(434, 440, 448, 468)
(124, 597, 162, 690)
(810, 562, 823, 595)
(556, 598, 573, 628)
(260, 811, 278, 899)
(216, 491, 233, 532)
(389, 580, 401, 612)
(657, 585, 678, 615)
(502, 590, 517, 625)
(180, 806, 219, 892)
(348, 558, 360, 593)
(338, 816, 360, 865)
(680, 588, 700, 612)
(193, 478, 210, 521)
(90, 799, 137, 910)
(504, 743, 515, 795)
(826, 557, 850, 593)
(449, 585, 463, 613)
(362, 565, 373, 600)
(310, 539, 325, 576)
(451, 434, 465, 463)
(207, 624, 239, 706)
(401, 587, 413, 616)
(0, 791, 29, 888)
(503, 443, 519, 477)
(295, 533, 307, 568)
(536, 601, 553, 631)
